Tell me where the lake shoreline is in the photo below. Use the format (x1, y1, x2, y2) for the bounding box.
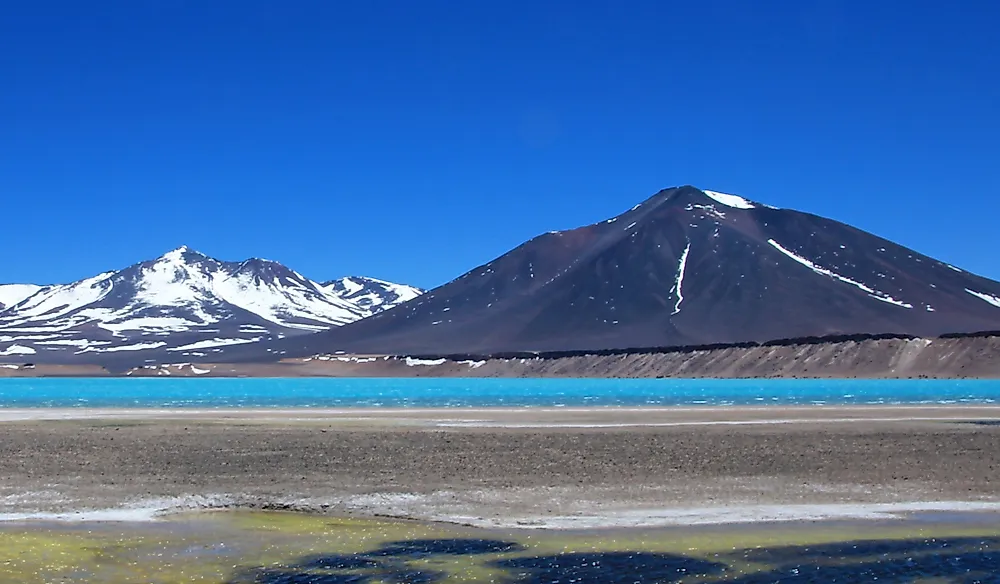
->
(1, 403, 1000, 421)
(6, 496, 1000, 531)
(4, 508, 1000, 582)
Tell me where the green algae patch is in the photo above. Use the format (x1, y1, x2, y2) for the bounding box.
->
(2, 513, 1000, 583)
(0, 527, 245, 583)
(0, 532, 100, 581)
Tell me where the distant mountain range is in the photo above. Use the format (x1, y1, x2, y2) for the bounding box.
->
(0, 247, 421, 361)
(268, 186, 1000, 357)
(5, 185, 1000, 366)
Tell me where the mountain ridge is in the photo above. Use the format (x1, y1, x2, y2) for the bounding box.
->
(0, 247, 422, 362)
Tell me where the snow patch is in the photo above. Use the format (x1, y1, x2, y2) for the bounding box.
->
(324, 356, 378, 364)
(167, 338, 260, 351)
(702, 189, 755, 209)
(405, 357, 447, 366)
(321, 276, 422, 315)
(35, 339, 110, 348)
(214, 269, 359, 330)
(867, 294, 915, 309)
(0, 284, 42, 310)
(671, 243, 691, 315)
(966, 289, 1000, 308)
(0, 344, 35, 356)
(1, 273, 114, 323)
(0, 335, 57, 342)
(98, 317, 205, 334)
(689, 203, 726, 220)
(77, 342, 167, 353)
(768, 239, 913, 309)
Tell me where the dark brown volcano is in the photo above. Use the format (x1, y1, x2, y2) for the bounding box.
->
(265, 186, 1000, 356)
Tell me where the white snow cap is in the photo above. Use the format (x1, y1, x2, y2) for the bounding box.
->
(700, 189, 756, 210)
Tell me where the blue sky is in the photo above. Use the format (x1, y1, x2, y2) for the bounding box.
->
(2, 1, 998, 289)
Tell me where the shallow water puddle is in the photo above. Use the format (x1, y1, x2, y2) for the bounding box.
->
(1, 512, 999, 582)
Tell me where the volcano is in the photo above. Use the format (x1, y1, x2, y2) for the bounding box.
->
(278, 185, 1000, 356)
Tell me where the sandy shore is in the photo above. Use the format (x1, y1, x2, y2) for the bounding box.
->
(1, 406, 999, 528)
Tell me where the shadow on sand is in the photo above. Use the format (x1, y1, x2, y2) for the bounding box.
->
(227, 535, 1000, 583)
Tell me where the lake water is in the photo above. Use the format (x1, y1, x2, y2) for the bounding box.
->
(1, 377, 999, 408)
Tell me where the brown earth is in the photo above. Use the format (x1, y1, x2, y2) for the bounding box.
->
(0, 364, 111, 377)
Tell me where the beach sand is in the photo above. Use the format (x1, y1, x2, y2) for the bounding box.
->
(1, 406, 999, 528)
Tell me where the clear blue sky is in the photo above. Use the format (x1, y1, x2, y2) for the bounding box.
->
(2, 1, 998, 289)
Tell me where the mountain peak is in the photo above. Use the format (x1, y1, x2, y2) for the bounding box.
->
(240, 256, 280, 267)
(158, 246, 207, 263)
(659, 186, 764, 208)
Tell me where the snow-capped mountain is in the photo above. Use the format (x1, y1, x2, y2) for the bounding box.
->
(0, 247, 421, 362)
(273, 185, 1000, 356)
(321, 276, 423, 314)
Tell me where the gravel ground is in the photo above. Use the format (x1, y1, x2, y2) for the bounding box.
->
(1, 408, 998, 525)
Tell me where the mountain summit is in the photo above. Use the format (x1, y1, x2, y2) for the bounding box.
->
(279, 186, 1000, 356)
(0, 247, 421, 361)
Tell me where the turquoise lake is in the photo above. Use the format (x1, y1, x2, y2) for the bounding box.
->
(1, 378, 999, 408)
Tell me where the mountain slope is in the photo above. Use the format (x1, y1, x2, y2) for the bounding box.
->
(0, 284, 41, 311)
(0, 247, 421, 362)
(321, 277, 423, 315)
(274, 186, 1000, 356)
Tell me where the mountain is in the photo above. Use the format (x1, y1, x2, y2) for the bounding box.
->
(321, 276, 424, 314)
(270, 186, 1000, 357)
(0, 247, 421, 362)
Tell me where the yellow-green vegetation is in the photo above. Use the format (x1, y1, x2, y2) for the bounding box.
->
(0, 512, 998, 583)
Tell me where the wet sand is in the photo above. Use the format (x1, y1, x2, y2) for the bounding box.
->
(1, 406, 999, 528)
(5, 510, 1000, 583)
